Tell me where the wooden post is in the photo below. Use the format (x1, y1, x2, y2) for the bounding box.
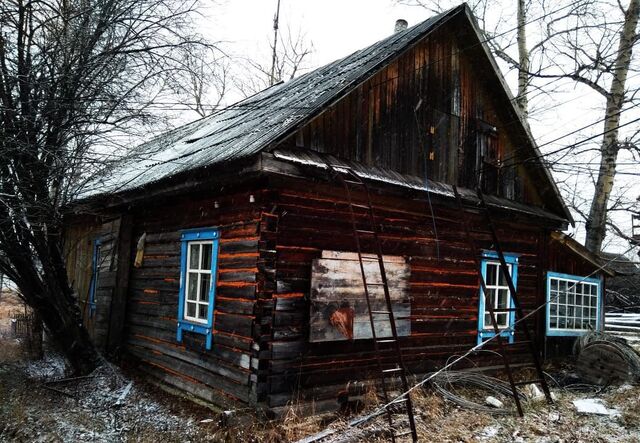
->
(106, 214, 133, 357)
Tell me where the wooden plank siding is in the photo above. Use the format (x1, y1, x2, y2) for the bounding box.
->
(261, 176, 548, 413)
(64, 216, 121, 349)
(277, 23, 544, 210)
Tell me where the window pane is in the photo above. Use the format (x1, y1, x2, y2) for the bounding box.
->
(497, 265, 510, 287)
(198, 304, 208, 320)
(187, 272, 198, 301)
(186, 302, 196, 318)
(559, 305, 566, 317)
(559, 291, 567, 305)
(189, 244, 200, 270)
(199, 274, 211, 302)
(486, 263, 497, 286)
(201, 243, 213, 270)
(486, 290, 496, 310)
(497, 289, 509, 309)
(559, 280, 567, 295)
(550, 279, 558, 292)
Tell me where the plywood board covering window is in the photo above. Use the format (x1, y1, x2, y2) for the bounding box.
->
(310, 251, 410, 342)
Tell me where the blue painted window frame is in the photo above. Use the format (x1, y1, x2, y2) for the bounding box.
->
(176, 228, 220, 350)
(88, 239, 101, 318)
(546, 271, 601, 337)
(477, 251, 519, 345)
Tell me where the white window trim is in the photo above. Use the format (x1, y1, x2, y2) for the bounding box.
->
(482, 261, 513, 329)
(547, 272, 600, 336)
(183, 240, 213, 325)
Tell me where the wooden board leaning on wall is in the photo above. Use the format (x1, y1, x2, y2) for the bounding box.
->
(310, 251, 410, 342)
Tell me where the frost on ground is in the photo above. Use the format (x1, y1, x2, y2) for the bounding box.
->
(2, 348, 640, 443)
(0, 352, 218, 442)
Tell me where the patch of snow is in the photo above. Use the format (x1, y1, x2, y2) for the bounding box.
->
(23, 352, 69, 380)
(573, 398, 620, 417)
(485, 396, 504, 408)
(477, 425, 500, 439)
(523, 383, 545, 401)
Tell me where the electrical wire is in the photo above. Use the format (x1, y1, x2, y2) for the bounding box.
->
(428, 370, 526, 415)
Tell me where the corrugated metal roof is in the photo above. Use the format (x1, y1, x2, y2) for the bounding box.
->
(81, 8, 456, 198)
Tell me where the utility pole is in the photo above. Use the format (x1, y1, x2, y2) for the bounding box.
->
(270, 0, 282, 86)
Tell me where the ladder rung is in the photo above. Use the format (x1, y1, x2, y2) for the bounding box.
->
(514, 379, 544, 386)
(382, 367, 403, 374)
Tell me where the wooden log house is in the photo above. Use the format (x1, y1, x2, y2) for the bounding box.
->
(64, 5, 613, 414)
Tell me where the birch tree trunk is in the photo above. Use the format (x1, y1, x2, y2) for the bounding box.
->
(515, 0, 530, 118)
(585, 0, 640, 253)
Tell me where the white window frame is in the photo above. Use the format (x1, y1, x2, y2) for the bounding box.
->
(477, 251, 518, 345)
(546, 272, 600, 336)
(482, 261, 513, 329)
(183, 240, 214, 325)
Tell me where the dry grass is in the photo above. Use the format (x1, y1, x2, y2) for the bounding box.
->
(0, 290, 28, 336)
(412, 387, 493, 442)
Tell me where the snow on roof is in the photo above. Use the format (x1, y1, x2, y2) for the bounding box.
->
(272, 147, 568, 223)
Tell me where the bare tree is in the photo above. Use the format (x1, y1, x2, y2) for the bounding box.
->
(583, 0, 640, 252)
(169, 47, 231, 118)
(234, 25, 314, 97)
(0, 0, 216, 373)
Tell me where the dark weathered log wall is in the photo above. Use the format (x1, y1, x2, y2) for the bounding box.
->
(121, 188, 273, 407)
(260, 176, 550, 413)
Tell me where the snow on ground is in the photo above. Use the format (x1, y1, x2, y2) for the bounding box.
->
(0, 352, 215, 442)
(2, 344, 640, 442)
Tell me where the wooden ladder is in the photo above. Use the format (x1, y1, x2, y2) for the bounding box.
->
(453, 185, 553, 416)
(328, 164, 418, 443)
